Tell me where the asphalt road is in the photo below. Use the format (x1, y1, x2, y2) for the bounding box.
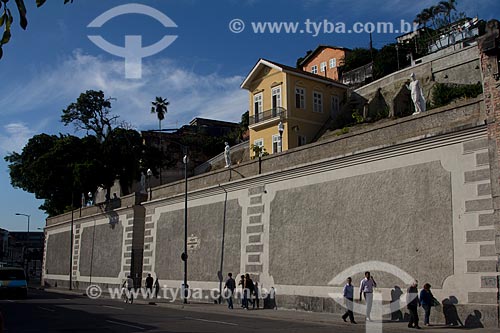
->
(0, 289, 357, 333)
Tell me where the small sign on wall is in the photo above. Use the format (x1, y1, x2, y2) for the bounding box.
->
(187, 234, 200, 250)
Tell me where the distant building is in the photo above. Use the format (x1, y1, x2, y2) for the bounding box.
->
(187, 117, 240, 137)
(140, 117, 244, 186)
(298, 45, 351, 81)
(0, 228, 8, 262)
(0, 231, 44, 278)
(241, 58, 348, 155)
(342, 62, 374, 88)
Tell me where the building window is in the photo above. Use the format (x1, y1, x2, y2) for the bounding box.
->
(313, 91, 323, 113)
(311, 65, 318, 74)
(272, 134, 282, 154)
(253, 93, 263, 120)
(331, 95, 340, 117)
(298, 135, 307, 147)
(295, 87, 305, 109)
(329, 58, 337, 68)
(271, 86, 282, 114)
(320, 61, 327, 72)
(253, 139, 264, 156)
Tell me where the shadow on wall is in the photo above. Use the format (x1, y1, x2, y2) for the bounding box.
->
(442, 296, 464, 327)
(367, 88, 389, 121)
(442, 296, 484, 329)
(390, 286, 404, 322)
(392, 86, 413, 118)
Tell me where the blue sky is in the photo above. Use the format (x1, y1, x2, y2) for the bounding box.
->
(0, 0, 498, 231)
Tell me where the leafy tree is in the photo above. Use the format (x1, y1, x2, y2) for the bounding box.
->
(0, 0, 74, 59)
(62, 90, 118, 142)
(414, 0, 465, 52)
(342, 48, 375, 72)
(102, 128, 149, 196)
(296, 49, 312, 69)
(5, 134, 102, 216)
(6, 91, 163, 216)
(239, 111, 249, 141)
(372, 44, 410, 79)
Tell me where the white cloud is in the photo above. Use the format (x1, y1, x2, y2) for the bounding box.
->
(0, 50, 248, 134)
(0, 123, 36, 154)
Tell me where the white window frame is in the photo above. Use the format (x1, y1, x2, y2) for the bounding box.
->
(313, 91, 323, 113)
(254, 138, 264, 147)
(311, 65, 318, 74)
(272, 134, 282, 154)
(329, 58, 337, 68)
(295, 87, 306, 109)
(320, 61, 327, 72)
(271, 86, 282, 109)
(253, 139, 264, 156)
(253, 92, 264, 119)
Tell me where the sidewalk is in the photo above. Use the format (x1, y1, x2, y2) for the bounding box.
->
(42, 287, 498, 332)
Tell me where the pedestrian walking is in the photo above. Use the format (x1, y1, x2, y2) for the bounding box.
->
(253, 282, 260, 309)
(244, 273, 255, 310)
(342, 277, 356, 324)
(125, 275, 134, 303)
(145, 273, 154, 299)
(224, 273, 236, 309)
(420, 283, 434, 326)
(238, 275, 246, 308)
(154, 277, 160, 298)
(407, 281, 421, 329)
(359, 271, 377, 321)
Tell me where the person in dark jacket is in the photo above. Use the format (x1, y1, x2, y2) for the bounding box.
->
(224, 273, 236, 309)
(419, 283, 434, 326)
(238, 275, 246, 308)
(145, 273, 154, 299)
(244, 273, 255, 309)
(406, 281, 421, 329)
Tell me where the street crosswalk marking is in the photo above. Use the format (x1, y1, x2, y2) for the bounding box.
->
(184, 316, 238, 326)
(106, 320, 146, 330)
(102, 305, 124, 310)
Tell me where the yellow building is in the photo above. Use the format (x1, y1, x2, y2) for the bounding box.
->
(241, 58, 348, 155)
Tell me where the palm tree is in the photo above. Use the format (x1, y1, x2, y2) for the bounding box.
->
(150, 97, 169, 184)
(438, 0, 456, 24)
(150, 96, 169, 131)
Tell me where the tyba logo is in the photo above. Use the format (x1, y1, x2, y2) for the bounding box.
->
(88, 3, 178, 79)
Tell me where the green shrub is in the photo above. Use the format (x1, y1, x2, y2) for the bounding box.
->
(432, 83, 483, 108)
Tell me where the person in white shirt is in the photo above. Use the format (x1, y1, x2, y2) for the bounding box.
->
(125, 275, 134, 304)
(359, 271, 377, 321)
(341, 277, 356, 324)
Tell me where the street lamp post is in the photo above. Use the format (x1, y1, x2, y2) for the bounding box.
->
(144, 129, 189, 303)
(182, 149, 188, 304)
(217, 184, 228, 304)
(15, 213, 30, 275)
(278, 121, 284, 153)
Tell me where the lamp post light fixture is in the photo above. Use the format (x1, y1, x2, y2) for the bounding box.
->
(15, 213, 30, 275)
(146, 168, 153, 200)
(278, 121, 284, 153)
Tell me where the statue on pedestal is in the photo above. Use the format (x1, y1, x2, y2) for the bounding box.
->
(224, 142, 231, 168)
(406, 73, 426, 115)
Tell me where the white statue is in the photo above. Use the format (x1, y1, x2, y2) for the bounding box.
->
(406, 73, 426, 115)
(224, 142, 231, 168)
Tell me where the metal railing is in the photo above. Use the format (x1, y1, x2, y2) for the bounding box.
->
(249, 107, 287, 126)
